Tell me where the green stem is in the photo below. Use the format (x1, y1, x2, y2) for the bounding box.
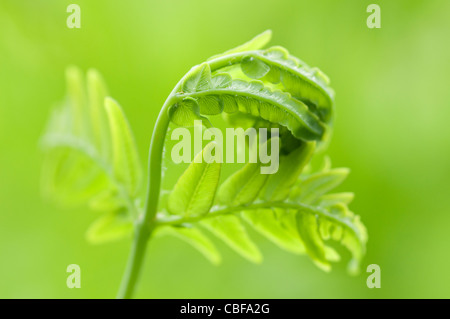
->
(157, 201, 342, 228)
(115, 220, 153, 299)
(116, 98, 172, 299)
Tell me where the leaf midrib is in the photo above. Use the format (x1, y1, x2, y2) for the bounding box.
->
(184, 162, 215, 217)
(157, 200, 364, 248)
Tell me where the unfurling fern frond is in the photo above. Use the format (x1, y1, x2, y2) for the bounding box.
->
(41, 30, 367, 299)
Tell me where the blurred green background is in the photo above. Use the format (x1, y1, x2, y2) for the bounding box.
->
(1, 0, 449, 298)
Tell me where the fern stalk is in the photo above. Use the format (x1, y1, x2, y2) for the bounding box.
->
(116, 97, 172, 298)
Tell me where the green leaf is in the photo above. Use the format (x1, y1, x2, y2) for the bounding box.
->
(324, 246, 341, 262)
(105, 98, 142, 197)
(40, 146, 109, 206)
(41, 68, 144, 236)
(177, 78, 325, 142)
(42, 68, 111, 206)
(217, 135, 280, 206)
(211, 73, 232, 88)
(182, 63, 212, 93)
(197, 95, 223, 115)
(303, 154, 332, 175)
(88, 188, 125, 213)
(262, 142, 315, 201)
(319, 192, 354, 207)
(296, 211, 330, 271)
(208, 30, 272, 60)
(241, 56, 270, 79)
(87, 69, 110, 157)
(217, 162, 268, 206)
(167, 142, 222, 217)
(42, 69, 142, 214)
(273, 208, 303, 241)
(168, 97, 212, 127)
(242, 209, 305, 254)
(201, 215, 262, 263)
(155, 225, 221, 265)
(65, 66, 88, 137)
(86, 209, 133, 244)
(291, 168, 350, 204)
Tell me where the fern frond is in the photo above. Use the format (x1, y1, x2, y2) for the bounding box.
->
(41, 67, 142, 242)
(42, 31, 367, 297)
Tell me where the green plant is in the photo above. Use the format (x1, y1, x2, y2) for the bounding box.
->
(41, 30, 367, 299)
